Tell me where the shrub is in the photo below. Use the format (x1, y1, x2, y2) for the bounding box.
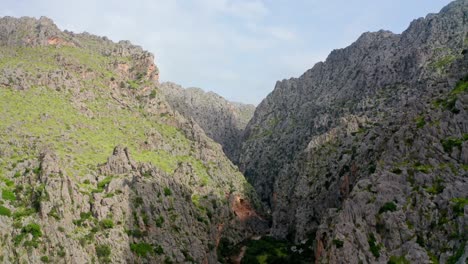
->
(100, 219, 114, 229)
(149, 90, 157, 99)
(97, 177, 112, 191)
(154, 245, 164, 255)
(388, 255, 410, 264)
(415, 116, 426, 128)
(155, 216, 164, 227)
(447, 240, 465, 264)
(425, 177, 445, 195)
(96, 244, 111, 258)
(368, 233, 381, 258)
(441, 138, 463, 153)
(379, 202, 397, 214)
(451, 198, 468, 216)
(22, 223, 42, 238)
(332, 239, 344, 248)
(130, 242, 153, 257)
(0, 205, 11, 217)
(2, 189, 16, 201)
(40, 256, 49, 263)
(163, 187, 172, 196)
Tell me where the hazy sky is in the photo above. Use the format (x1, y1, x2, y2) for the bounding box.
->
(2, 0, 453, 104)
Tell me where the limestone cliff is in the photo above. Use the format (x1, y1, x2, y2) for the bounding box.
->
(159, 82, 255, 163)
(240, 0, 468, 263)
(0, 16, 266, 264)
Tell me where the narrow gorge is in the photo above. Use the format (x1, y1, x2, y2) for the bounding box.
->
(0, 1, 467, 263)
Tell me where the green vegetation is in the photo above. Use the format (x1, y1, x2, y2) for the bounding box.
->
(451, 197, 468, 216)
(415, 116, 426, 128)
(22, 223, 42, 238)
(13, 222, 43, 247)
(130, 242, 154, 257)
(0, 84, 201, 177)
(441, 137, 464, 153)
(413, 162, 433, 173)
(100, 219, 114, 229)
(332, 239, 344, 248)
(433, 75, 468, 113)
(40, 256, 49, 263)
(0, 205, 11, 217)
(2, 189, 16, 201)
(95, 177, 112, 192)
(379, 202, 397, 214)
(425, 177, 445, 195)
(238, 236, 314, 264)
(163, 187, 172, 196)
(368, 233, 381, 258)
(95, 244, 111, 262)
(388, 255, 410, 264)
(430, 55, 456, 71)
(155, 216, 164, 227)
(73, 212, 93, 226)
(446, 240, 465, 264)
(241, 237, 288, 264)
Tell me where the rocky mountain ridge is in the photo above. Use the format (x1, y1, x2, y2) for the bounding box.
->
(239, 0, 467, 263)
(0, 16, 266, 263)
(158, 82, 255, 163)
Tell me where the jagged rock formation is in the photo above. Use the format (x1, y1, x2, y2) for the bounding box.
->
(0, 16, 267, 263)
(159, 82, 255, 163)
(240, 0, 468, 263)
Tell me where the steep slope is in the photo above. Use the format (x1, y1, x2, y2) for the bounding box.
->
(159, 82, 255, 163)
(240, 0, 468, 263)
(0, 16, 266, 263)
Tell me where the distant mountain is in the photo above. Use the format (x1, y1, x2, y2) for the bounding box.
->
(0, 16, 266, 263)
(239, 0, 467, 263)
(159, 82, 255, 163)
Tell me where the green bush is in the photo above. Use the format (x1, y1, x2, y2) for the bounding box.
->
(368, 233, 381, 258)
(415, 116, 426, 128)
(2, 189, 16, 201)
(96, 177, 112, 191)
(130, 242, 153, 257)
(451, 198, 468, 216)
(379, 202, 397, 214)
(164, 187, 172, 196)
(388, 255, 410, 264)
(441, 138, 463, 153)
(332, 239, 344, 248)
(100, 219, 114, 229)
(425, 177, 445, 195)
(447, 241, 465, 264)
(154, 245, 164, 255)
(155, 216, 164, 227)
(0, 205, 11, 217)
(96, 244, 111, 258)
(149, 90, 157, 99)
(22, 223, 42, 238)
(40, 256, 49, 263)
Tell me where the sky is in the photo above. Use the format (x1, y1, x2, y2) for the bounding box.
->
(1, 0, 453, 104)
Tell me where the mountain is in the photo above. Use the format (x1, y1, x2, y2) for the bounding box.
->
(159, 82, 255, 163)
(0, 16, 266, 263)
(239, 0, 467, 263)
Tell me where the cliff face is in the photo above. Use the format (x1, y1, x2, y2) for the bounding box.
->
(159, 82, 255, 163)
(240, 0, 468, 263)
(0, 16, 266, 263)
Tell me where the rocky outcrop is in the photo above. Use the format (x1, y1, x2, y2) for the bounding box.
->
(240, 0, 468, 263)
(159, 82, 255, 163)
(0, 16, 266, 263)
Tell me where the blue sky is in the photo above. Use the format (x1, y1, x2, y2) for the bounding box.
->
(1, 0, 453, 104)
